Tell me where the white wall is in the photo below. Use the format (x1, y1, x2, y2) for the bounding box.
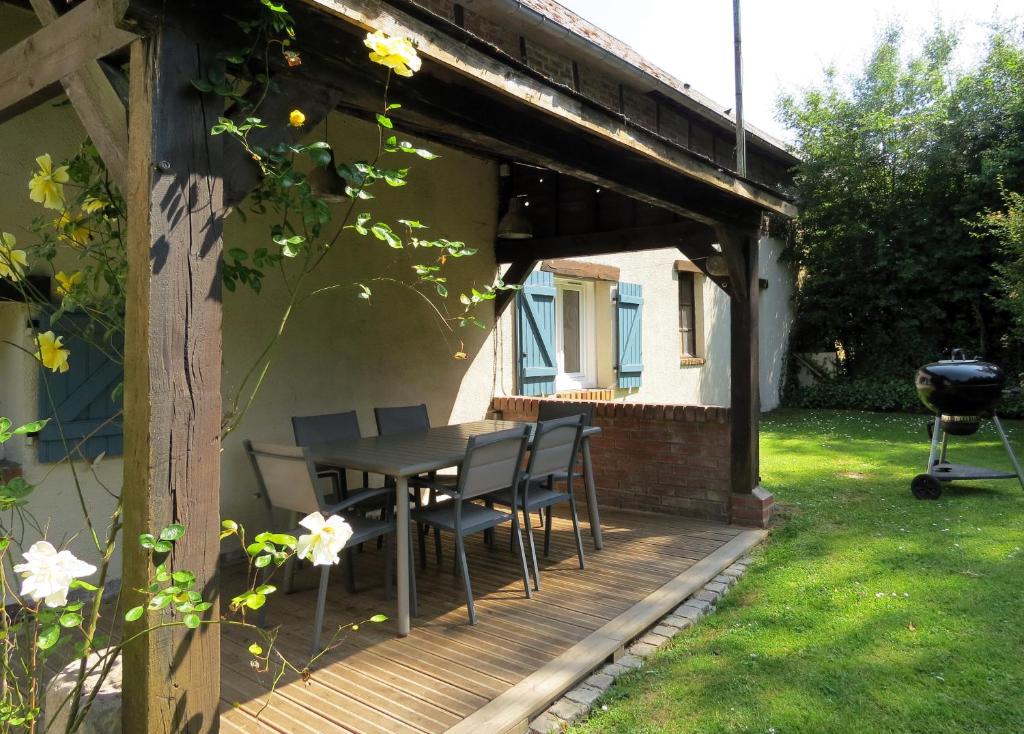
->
(497, 238, 793, 410)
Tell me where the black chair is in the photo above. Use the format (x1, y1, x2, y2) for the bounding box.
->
(245, 440, 415, 653)
(373, 404, 453, 567)
(292, 411, 387, 507)
(487, 415, 586, 590)
(410, 426, 533, 624)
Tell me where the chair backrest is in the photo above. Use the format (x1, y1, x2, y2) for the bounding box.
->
(537, 400, 595, 426)
(292, 410, 362, 446)
(527, 415, 584, 479)
(374, 403, 430, 436)
(245, 440, 324, 515)
(456, 426, 530, 501)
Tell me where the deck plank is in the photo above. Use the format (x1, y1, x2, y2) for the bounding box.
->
(220, 508, 761, 734)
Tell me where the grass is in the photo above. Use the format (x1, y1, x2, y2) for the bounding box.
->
(572, 409, 1024, 734)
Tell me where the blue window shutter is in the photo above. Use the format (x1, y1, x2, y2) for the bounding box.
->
(37, 313, 124, 462)
(517, 270, 557, 396)
(616, 282, 644, 388)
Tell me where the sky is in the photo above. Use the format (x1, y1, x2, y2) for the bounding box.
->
(557, 0, 1021, 142)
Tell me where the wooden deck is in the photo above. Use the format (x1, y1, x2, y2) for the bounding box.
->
(219, 508, 763, 733)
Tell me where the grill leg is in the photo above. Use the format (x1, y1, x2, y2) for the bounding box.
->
(992, 414, 1024, 491)
(926, 416, 942, 471)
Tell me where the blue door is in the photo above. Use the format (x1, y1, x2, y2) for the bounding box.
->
(517, 270, 557, 396)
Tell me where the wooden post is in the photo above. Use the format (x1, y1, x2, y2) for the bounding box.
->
(122, 20, 224, 734)
(724, 229, 774, 527)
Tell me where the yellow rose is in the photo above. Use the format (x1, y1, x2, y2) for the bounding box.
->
(55, 271, 83, 296)
(28, 154, 70, 210)
(35, 331, 70, 374)
(81, 197, 107, 215)
(289, 109, 306, 127)
(0, 232, 28, 282)
(54, 211, 90, 248)
(363, 30, 421, 77)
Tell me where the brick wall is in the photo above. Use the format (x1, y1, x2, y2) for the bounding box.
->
(492, 397, 733, 522)
(524, 40, 575, 88)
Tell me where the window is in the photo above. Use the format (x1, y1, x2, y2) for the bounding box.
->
(679, 272, 697, 358)
(554, 279, 596, 390)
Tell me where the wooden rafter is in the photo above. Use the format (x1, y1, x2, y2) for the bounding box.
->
(495, 222, 714, 263)
(300, 0, 796, 220)
(713, 223, 750, 302)
(494, 259, 538, 318)
(0, 0, 135, 131)
(26, 0, 131, 193)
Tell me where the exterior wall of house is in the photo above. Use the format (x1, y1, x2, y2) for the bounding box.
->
(496, 238, 794, 410)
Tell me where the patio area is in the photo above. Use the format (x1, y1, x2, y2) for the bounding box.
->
(218, 507, 763, 733)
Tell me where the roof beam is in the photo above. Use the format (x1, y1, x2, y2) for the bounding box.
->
(26, 0, 131, 193)
(0, 0, 136, 131)
(494, 259, 537, 318)
(299, 0, 796, 219)
(495, 221, 715, 263)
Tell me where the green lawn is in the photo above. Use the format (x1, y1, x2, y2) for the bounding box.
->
(573, 409, 1024, 734)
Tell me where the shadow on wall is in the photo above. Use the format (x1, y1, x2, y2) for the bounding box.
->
(217, 109, 501, 531)
(697, 283, 730, 407)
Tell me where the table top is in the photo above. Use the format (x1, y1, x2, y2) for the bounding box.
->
(310, 419, 599, 478)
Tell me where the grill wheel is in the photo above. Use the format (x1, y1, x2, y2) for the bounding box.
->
(911, 473, 942, 500)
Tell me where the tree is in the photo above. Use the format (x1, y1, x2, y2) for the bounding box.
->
(779, 23, 1024, 380)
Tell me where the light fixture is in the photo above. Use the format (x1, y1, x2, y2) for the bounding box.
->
(706, 253, 729, 277)
(496, 196, 533, 240)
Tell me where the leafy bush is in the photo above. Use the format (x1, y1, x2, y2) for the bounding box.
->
(787, 375, 1024, 418)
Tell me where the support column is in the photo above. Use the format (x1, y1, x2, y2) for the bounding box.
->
(122, 22, 223, 734)
(722, 227, 774, 527)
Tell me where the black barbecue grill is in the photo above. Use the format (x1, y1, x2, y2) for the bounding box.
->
(911, 349, 1024, 499)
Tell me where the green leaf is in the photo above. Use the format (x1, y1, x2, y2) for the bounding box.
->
(37, 625, 60, 650)
(193, 602, 213, 612)
(148, 594, 172, 611)
(59, 612, 82, 628)
(152, 540, 173, 554)
(375, 114, 394, 129)
(172, 571, 196, 586)
(369, 613, 389, 623)
(183, 613, 201, 630)
(139, 534, 156, 549)
(254, 554, 271, 568)
(387, 103, 402, 111)
(125, 606, 145, 622)
(160, 524, 186, 542)
(69, 579, 98, 591)
(222, 519, 239, 531)
(254, 584, 277, 595)
(244, 593, 267, 610)
(248, 642, 264, 655)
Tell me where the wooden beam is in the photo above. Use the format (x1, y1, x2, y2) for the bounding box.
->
(223, 70, 344, 209)
(0, 0, 135, 126)
(495, 222, 714, 263)
(122, 24, 224, 734)
(27, 0, 130, 193)
(494, 259, 537, 319)
(300, 0, 797, 219)
(714, 223, 750, 303)
(728, 230, 760, 496)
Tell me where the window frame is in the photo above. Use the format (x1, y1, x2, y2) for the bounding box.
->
(678, 271, 698, 359)
(554, 278, 597, 390)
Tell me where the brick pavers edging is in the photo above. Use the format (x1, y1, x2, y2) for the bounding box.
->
(527, 556, 753, 733)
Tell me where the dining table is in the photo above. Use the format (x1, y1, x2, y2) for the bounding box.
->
(309, 419, 603, 636)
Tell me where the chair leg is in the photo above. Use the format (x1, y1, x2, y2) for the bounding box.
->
(408, 531, 418, 617)
(511, 515, 533, 599)
(417, 520, 428, 570)
(522, 505, 541, 591)
(282, 553, 297, 595)
(455, 533, 476, 625)
(430, 489, 444, 565)
(344, 548, 356, 593)
(568, 494, 586, 570)
(543, 506, 554, 557)
(383, 530, 394, 601)
(311, 565, 331, 656)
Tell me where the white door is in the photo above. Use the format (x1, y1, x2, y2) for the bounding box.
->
(554, 279, 597, 390)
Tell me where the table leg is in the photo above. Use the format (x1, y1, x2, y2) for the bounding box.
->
(582, 439, 603, 550)
(395, 475, 410, 637)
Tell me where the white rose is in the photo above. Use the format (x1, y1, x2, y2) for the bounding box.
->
(13, 541, 97, 608)
(295, 512, 354, 566)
